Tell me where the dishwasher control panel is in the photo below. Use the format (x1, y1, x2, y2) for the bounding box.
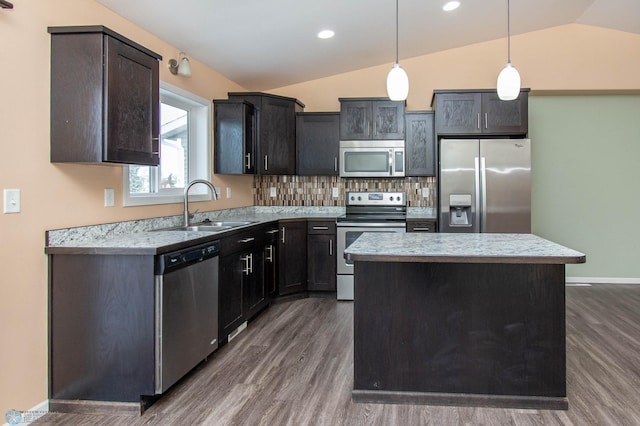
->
(156, 240, 220, 274)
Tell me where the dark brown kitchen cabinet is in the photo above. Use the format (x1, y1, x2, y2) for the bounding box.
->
(296, 112, 340, 175)
(48, 26, 161, 165)
(214, 100, 257, 174)
(405, 111, 436, 177)
(433, 89, 529, 136)
(406, 219, 438, 233)
(339, 98, 405, 140)
(227, 92, 304, 175)
(307, 221, 336, 292)
(219, 226, 270, 343)
(278, 220, 307, 295)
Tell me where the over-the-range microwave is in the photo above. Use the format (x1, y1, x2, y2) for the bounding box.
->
(339, 140, 405, 178)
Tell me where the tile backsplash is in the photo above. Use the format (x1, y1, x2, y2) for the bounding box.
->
(254, 176, 437, 207)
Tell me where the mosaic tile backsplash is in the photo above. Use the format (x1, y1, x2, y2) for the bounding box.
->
(254, 176, 437, 207)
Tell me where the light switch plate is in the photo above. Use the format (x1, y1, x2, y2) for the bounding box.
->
(270, 187, 277, 197)
(332, 187, 339, 198)
(3, 189, 20, 213)
(104, 188, 115, 207)
(421, 188, 430, 198)
(226, 187, 232, 199)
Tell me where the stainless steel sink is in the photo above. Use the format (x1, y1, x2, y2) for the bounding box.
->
(156, 220, 256, 232)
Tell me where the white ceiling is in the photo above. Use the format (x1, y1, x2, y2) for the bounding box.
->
(96, 0, 639, 91)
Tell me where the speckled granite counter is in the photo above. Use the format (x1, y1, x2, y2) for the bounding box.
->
(345, 233, 585, 264)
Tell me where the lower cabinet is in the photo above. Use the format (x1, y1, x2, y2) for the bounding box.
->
(219, 225, 273, 343)
(278, 220, 307, 295)
(264, 224, 279, 298)
(406, 219, 438, 233)
(307, 220, 336, 292)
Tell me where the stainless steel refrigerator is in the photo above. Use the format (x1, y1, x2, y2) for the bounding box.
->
(439, 138, 531, 233)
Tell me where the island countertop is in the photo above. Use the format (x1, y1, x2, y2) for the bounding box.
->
(344, 233, 586, 265)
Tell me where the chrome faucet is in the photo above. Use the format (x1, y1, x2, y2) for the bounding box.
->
(184, 179, 219, 226)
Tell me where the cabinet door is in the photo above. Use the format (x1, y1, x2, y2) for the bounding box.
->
(214, 101, 256, 174)
(246, 249, 267, 320)
(435, 93, 482, 135)
(481, 92, 528, 135)
(218, 254, 244, 342)
(259, 96, 296, 174)
(307, 234, 336, 291)
(278, 221, 307, 295)
(405, 112, 436, 176)
(104, 35, 159, 165)
(373, 100, 405, 139)
(296, 113, 340, 175)
(340, 100, 372, 139)
(264, 239, 278, 298)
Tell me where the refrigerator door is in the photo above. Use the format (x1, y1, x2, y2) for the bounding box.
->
(480, 139, 531, 233)
(439, 139, 480, 233)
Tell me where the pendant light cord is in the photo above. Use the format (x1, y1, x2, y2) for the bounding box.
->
(395, 0, 399, 64)
(507, 0, 511, 63)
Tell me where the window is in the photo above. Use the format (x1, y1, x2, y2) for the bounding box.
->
(124, 82, 211, 206)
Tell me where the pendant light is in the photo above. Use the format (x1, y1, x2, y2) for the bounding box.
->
(386, 0, 409, 101)
(496, 0, 521, 100)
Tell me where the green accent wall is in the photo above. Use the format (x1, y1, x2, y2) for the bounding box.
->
(529, 96, 640, 279)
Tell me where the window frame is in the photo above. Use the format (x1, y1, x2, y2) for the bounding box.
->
(123, 81, 212, 207)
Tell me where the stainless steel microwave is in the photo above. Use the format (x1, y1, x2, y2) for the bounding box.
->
(339, 140, 405, 178)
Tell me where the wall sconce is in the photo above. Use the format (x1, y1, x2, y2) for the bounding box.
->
(168, 52, 192, 77)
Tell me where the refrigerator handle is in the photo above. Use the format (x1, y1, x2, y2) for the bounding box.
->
(474, 157, 481, 231)
(480, 157, 487, 232)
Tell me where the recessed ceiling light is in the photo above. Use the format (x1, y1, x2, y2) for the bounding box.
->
(443, 1, 460, 12)
(317, 29, 335, 39)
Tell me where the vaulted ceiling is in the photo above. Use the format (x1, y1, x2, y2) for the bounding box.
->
(96, 0, 640, 90)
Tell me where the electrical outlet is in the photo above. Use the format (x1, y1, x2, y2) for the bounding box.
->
(3, 189, 20, 213)
(104, 188, 115, 207)
(421, 188, 430, 198)
(270, 187, 277, 197)
(332, 187, 339, 198)
(226, 187, 232, 199)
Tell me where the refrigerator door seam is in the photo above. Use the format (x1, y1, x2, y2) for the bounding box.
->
(480, 156, 487, 232)
(474, 156, 481, 231)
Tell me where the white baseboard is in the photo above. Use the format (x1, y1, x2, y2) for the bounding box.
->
(3, 400, 48, 426)
(566, 276, 640, 285)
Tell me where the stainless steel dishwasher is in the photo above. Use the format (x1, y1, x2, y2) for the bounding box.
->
(154, 240, 220, 394)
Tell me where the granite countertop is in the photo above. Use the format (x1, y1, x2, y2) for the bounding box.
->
(344, 233, 586, 265)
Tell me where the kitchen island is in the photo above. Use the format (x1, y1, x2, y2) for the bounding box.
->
(344, 233, 585, 410)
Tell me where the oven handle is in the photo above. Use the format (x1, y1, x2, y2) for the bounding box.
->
(336, 222, 406, 229)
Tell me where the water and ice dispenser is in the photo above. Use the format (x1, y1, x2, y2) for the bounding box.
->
(449, 194, 472, 226)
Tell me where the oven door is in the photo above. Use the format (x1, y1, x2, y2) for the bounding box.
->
(336, 223, 405, 300)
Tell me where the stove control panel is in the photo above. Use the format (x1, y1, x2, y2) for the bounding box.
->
(345, 191, 406, 206)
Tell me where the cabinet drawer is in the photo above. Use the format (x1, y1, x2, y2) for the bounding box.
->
(220, 228, 265, 255)
(307, 221, 336, 234)
(407, 221, 437, 233)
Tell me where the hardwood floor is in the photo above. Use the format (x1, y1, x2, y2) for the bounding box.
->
(41, 284, 640, 425)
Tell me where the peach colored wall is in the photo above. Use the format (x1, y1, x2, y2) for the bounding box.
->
(272, 24, 640, 111)
(0, 0, 253, 416)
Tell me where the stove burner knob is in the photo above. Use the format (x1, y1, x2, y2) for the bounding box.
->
(350, 196, 355, 201)
(357, 196, 362, 201)
(396, 196, 401, 201)
(389, 196, 393, 201)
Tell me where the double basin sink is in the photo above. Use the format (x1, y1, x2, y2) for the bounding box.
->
(159, 220, 256, 233)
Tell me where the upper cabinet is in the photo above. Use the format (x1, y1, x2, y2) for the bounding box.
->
(339, 98, 405, 140)
(48, 26, 162, 165)
(213, 100, 257, 174)
(405, 111, 436, 177)
(433, 89, 529, 136)
(227, 92, 304, 175)
(296, 112, 340, 176)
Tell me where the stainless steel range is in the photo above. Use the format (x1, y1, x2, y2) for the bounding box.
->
(336, 191, 407, 300)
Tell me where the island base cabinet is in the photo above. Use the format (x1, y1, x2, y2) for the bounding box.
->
(352, 261, 567, 410)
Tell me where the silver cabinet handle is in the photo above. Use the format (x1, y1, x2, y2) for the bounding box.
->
(412, 227, 431, 231)
(264, 155, 268, 171)
(239, 237, 255, 243)
(334, 157, 338, 172)
(248, 253, 253, 274)
(266, 229, 279, 235)
(329, 239, 333, 256)
(266, 245, 274, 262)
(477, 113, 481, 130)
(245, 153, 251, 169)
(281, 226, 285, 244)
(313, 226, 329, 230)
(484, 113, 488, 129)
(242, 254, 250, 275)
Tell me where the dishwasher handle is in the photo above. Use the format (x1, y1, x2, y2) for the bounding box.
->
(156, 240, 220, 275)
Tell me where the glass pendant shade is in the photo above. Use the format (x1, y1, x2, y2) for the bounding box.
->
(497, 62, 520, 100)
(178, 57, 192, 77)
(386, 63, 409, 101)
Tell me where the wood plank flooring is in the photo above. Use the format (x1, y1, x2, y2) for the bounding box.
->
(40, 284, 640, 425)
